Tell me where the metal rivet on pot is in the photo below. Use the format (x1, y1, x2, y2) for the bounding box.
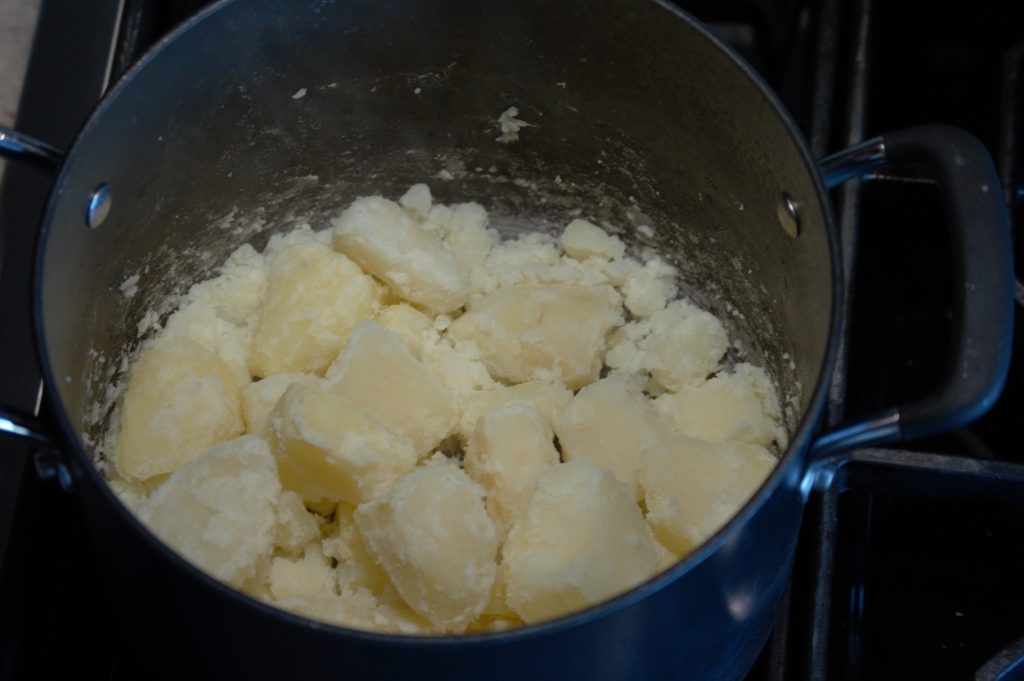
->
(86, 183, 111, 229)
(778, 192, 800, 238)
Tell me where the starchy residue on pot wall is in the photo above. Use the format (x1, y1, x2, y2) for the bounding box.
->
(101, 183, 786, 634)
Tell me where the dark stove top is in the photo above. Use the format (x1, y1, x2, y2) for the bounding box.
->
(1, 1, 1022, 679)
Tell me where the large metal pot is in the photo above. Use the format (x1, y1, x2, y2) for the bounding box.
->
(0, 1, 1014, 679)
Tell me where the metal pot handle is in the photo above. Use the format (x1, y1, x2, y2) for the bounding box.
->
(0, 126, 63, 169)
(812, 125, 1014, 457)
(1, 126, 62, 450)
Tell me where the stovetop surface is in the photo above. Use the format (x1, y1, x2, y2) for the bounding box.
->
(1, 1, 1022, 679)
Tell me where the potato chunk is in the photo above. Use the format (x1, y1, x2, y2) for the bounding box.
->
(325, 321, 457, 456)
(267, 383, 417, 505)
(355, 463, 498, 632)
(242, 373, 321, 436)
(116, 336, 244, 481)
(445, 202, 495, 270)
(449, 284, 622, 389)
(138, 435, 280, 587)
(656, 363, 785, 448)
(606, 299, 728, 391)
(502, 461, 660, 624)
(249, 241, 381, 377)
(275, 490, 322, 555)
(560, 218, 626, 261)
(465, 406, 559, 538)
(268, 543, 336, 600)
(457, 381, 572, 437)
(332, 196, 469, 313)
(374, 303, 436, 358)
(638, 434, 777, 555)
(553, 376, 669, 500)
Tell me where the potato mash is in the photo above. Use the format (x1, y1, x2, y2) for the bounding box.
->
(108, 184, 785, 633)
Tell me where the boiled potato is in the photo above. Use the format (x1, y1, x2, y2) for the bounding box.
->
(456, 380, 573, 437)
(325, 321, 457, 456)
(323, 503, 393, 598)
(445, 202, 495, 270)
(638, 434, 777, 555)
(138, 435, 280, 587)
(502, 461, 660, 624)
(465, 405, 559, 538)
(553, 375, 669, 500)
(249, 241, 381, 376)
(332, 196, 469, 313)
(241, 372, 321, 436)
(448, 284, 622, 389)
(374, 303, 436, 358)
(560, 218, 626, 261)
(267, 383, 417, 505)
(116, 336, 244, 481)
(274, 490, 322, 555)
(354, 462, 498, 632)
(268, 543, 336, 600)
(656, 363, 785, 448)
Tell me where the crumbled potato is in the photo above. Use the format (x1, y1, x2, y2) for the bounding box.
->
(275, 490, 322, 555)
(656, 363, 785, 448)
(449, 284, 622, 389)
(138, 435, 280, 587)
(399, 183, 433, 220)
(606, 299, 729, 391)
(325, 321, 458, 456)
(267, 383, 417, 505)
(456, 380, 573, 437)
(502, 461, 660, 624)
(268, 543, 336, 601)
(249, 241, 381, 376)
(109, 184, 785, 635)
(445, 202, 495, 270)
(241, 372, 321, 436)
(465, 405, 559, 538)
(638, 434, 776, 556)
(560, 218, 626, 261)
(116, 336, 244, 481)
(553, 375, 669, 500)
(355, 462, 498, 632)
(374, 303, 437, 358)
(332, 196, 469, 313)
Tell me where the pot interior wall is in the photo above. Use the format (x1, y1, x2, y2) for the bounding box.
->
(38, 0, 833, 463)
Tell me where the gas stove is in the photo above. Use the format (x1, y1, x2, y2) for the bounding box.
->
(1, 1, 1022, 679)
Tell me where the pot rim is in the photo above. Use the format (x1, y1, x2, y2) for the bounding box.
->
(32, 0, 842, 644)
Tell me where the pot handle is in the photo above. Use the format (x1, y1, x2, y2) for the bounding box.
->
(0, 126, 63, 169)
(812, 125, 1014, 456)
(1, 127, 63, 449)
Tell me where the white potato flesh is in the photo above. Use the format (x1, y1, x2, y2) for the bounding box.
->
(448, 284, 622, 389)
(325, 321, 457, 456)
(268, 543, 336, 600)
(638, 434, 777, 556)
(553, 375, 669, 500)
(138, 435, 280, 588)
(465, 405, 559, 538)
(249, 241, 381, 377)
(656, 363, 785, 448)
(374, 303, 436, 358)
(456, 381, 573, 438)
(331, 196, 469, 313)
(274, 490, 322, 555)
(354, 463, 498, 632)
(399, 183, 433, 220)
(241, 372, 321, 437)
(267, 383, 417, 505)
(115, 336, 244, 481)
(445, 202, 495, 270)
(560, 218, 626, 261)
(502, 461, 660, 624)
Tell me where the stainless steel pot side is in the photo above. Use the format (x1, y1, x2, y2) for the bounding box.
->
(0, 1, 1013, 679)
